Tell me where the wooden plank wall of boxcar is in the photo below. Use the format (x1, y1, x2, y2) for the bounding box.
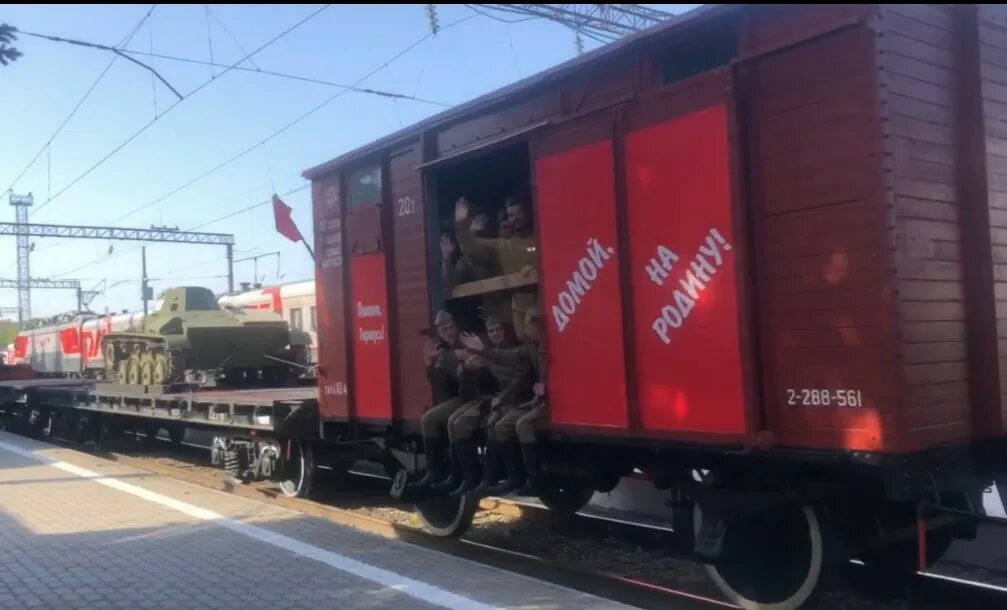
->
(978, 5, 1007, 435)
(745, 21, 894, 451)
(388, 144, 431, 422)
(878, 4, 973, 449)
(435, 92, 555, 157)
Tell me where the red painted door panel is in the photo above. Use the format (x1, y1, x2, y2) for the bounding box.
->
(536, 133, 629, 429)
(624, 104, 748, 435)
(350, 253, 393, 420)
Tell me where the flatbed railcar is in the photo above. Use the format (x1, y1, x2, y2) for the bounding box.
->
(0, 377, 322, 497)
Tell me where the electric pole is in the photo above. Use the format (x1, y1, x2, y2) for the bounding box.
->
(141, 246, 151, 316)
(234, 251, 280, 287)
(226, 243, 234, 294)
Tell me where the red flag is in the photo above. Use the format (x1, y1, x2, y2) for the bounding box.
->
(272, 194, 303, 243)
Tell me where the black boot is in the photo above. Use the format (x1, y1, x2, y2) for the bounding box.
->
(449, 439, 482, 497)
(487, 442, 525, 495)
(473, 441, 502, 496)
(410, 437, 447, 489)
(516, 443, 543, 496)
(431, 442, 462, 491)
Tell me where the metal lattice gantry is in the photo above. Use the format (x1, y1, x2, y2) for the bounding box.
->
(0, 277, 90, 316)
(0, 278, 81, 290)
(0, 222, 234, 245)
(8, 193, 33, 324)
(469, 4, 674, 40)
(0, 200, 237, 325)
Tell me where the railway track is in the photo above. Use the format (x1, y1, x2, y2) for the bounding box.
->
(12, 423, 1007, 610)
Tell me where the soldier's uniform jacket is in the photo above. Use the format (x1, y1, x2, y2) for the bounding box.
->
(425, 343, 461, 404)
(442, 255, 496, 292)
(482, 341, 546, 406)
(457, 219, 538, 332)
(457, 225, 537, 276)
(456, 356, 499, 402)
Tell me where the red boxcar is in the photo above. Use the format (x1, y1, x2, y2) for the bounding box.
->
(303, 5, 1007, 608)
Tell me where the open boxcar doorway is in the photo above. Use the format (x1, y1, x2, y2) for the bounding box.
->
(423, 143, 536, 336)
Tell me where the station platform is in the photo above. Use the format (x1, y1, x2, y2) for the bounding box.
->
(0, 430, 630, 609)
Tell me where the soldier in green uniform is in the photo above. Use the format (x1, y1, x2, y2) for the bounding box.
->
(455, 196, 538, 336)
(438, 316, 517, 496)
(460, 307, 548, 495)
(440, 229, 495, 291)
(433, 346, 497, 496)
(412, 310, 463, 489)
(497, 208, 514, 239)
(441, 224, 509, 325)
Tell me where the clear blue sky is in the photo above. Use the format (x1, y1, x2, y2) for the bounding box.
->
(0, 4, 696, 318)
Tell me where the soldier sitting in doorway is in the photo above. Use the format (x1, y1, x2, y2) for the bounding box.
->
(432, 337, 499, 497)
(412, 310, 464, 489)
(460, 306, 548, 496)
(455, 196, 537, 336)
(437, 315, 517, 496)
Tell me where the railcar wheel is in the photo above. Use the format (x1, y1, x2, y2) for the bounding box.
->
(416, 494, 478, 537)
(33, 409, 55, 441)
(94, 416, 119, 451)
(278, 438, 315, 498)
(142, 423, 161, 445)
(694, 503, 841, 610)
(74, 413, 97, 444)
(538, 478, 594, 518)
(45, 409, 69, 440)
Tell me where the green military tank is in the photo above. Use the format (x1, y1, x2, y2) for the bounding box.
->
(101, 286, 310, 387)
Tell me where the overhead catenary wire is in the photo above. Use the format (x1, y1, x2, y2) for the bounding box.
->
(19, 28, 182, 100)
(43, 12, 477, 281)
(204, 4, 260, 71)
(48, 184, 309, 279)
(26, 4, 333, 217)
(3, 4, 158, 194)
(17, 32, 451, 108)
(106, 13, 474, 225)
(203, 4, 215, 77)
(0, 5, 158, 277)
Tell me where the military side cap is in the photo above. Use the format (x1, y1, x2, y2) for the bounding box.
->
(434, 310, 455, 326)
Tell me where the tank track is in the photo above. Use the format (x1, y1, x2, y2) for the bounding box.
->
(102, 336, 180, 386)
